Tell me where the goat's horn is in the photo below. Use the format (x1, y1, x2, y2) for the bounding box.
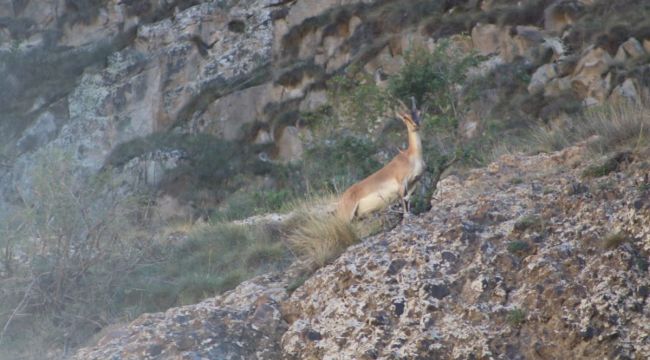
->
(396, 99, 409, 112)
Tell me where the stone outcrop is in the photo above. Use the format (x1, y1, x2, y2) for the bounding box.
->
(279, 144, 650, 359)
(74, 271, 295, 360)
(75, 143, 650, 359)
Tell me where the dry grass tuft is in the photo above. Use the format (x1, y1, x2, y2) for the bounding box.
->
(532, 99, 650, 154)
(286, 208, 359, 270)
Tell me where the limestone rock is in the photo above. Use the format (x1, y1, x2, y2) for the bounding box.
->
(610, 78, 640, 103)
(528, 63, 558, 95)
(276, 126, 306, 163)
(615, 37, 646, 62)
(571, 47, 613, 102)
(471, 23, 501, 55)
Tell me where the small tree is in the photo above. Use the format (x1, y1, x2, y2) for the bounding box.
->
(388, 40, 483, 213)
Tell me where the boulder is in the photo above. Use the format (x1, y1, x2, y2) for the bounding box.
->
(615, 37, 646, 62)
(276, 126, 306, 163)
(281, 145, 650, 359)
(570, 47, 613, 101)
(471, 23, 501, 55)
(544, 76, 572, 97)
(528, 63, 558, 95)
(609, 78, 640, 103)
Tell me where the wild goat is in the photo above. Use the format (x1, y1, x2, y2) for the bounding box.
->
(336, 100, 425, 222)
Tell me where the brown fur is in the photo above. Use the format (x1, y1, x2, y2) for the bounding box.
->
(336, 112, 424, 221)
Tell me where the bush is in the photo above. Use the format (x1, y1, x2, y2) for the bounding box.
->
(0, 150, 148, 355)
(389, 40, 482, 113)
(328, 73, 393, 134)
(301, 135, 382, 193)
(0, 146, 293, 357)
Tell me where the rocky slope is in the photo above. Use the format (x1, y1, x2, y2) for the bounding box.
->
(75, 143, 650, 359)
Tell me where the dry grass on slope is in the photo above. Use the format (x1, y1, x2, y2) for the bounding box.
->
(287, 212, 359, 271)
(283, 195, 358, 270)
(284, 193, 399, 271)
(532, 99, 650, 154)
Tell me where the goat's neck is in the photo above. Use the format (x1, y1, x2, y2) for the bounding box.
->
(406, 129, 422, 159)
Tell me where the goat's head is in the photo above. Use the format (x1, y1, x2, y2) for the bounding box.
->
(396, 97, 421, 131)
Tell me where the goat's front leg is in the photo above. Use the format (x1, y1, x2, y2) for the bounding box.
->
(399, 184, 410, 223)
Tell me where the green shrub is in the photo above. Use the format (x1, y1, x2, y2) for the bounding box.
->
(507, 241, 531, 255)
(514, 215, 544, 233)
(107, 133, 276, 205)
(506, 308, 526, 326)
(302, 135, 381, 192)
(389, 41, 482, 111)
(327, 72, 393, 134)
(582, 151, 633, 178)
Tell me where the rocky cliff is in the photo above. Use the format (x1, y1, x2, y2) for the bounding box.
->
(75, 143, 650, 359)
(2, 0, 650, 215)
(3, 0, 650, 219)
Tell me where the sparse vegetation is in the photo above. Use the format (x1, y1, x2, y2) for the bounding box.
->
(506, 308, 527, 326)
(0, 150, 292, 357)
(533, 100, 650, 154)
(507, 240, 531, 255)
(602, 231, 630, 249)
(0, 150, 148, 356)
(514, 215, 544, 233)
(122, 221, 290, 309)
(582, 151, 633, 178)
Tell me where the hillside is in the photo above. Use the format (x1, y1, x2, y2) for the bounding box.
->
(76, 142, 650, 359)
(1, 0, 650, 358)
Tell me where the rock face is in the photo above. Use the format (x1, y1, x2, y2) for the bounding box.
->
(280, 144, 650, 359)
(74, 272, 294, 360)
(76, 144, 650, 359)
(1, 0, 444, 213)
(3, 0, 650, 210)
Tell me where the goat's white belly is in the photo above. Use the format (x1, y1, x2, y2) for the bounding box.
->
(356, 181, 400, 216)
